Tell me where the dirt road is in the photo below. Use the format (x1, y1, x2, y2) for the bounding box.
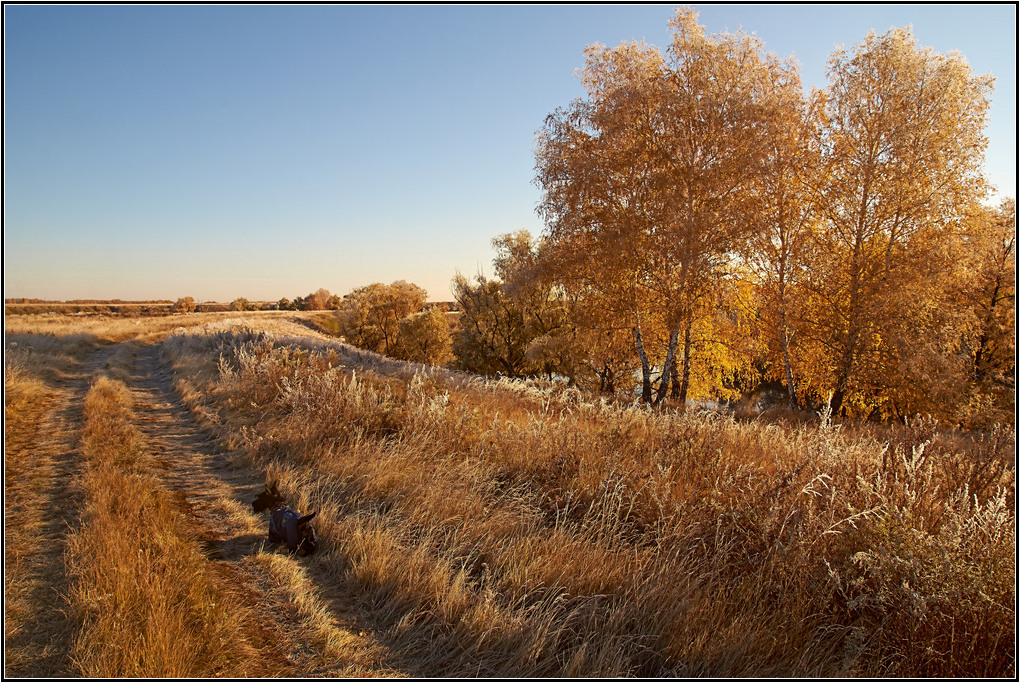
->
(3, 345, 119, 676)
(126, 341, 401, 676)
(5, 338, 401, 677)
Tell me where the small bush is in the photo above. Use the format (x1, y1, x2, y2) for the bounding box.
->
(173, 296, 197, 313)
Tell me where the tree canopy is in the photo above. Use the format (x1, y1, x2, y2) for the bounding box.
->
(527, 7, 1010, 424)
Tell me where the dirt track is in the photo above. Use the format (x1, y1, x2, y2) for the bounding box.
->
(3, 346, 118, 676)
(5, 338, 401, 677)
(126, 341, 400, 676)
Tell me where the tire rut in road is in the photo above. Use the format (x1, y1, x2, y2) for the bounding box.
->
(121, 341, 398, 677)
(3, 344, 121, 677)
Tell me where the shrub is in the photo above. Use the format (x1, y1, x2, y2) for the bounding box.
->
(172, 297, 197, 313)
(335, 281, 428, 356)
(397, 307, 452, 366)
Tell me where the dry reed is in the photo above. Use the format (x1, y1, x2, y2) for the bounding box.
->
(158, 327, 1015, 677)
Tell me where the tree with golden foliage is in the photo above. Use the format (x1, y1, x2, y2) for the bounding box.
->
(303, 288, 340, 311)
(493, 231, 576, 381)
(335, 287, 382, 351)
(397, 307, 453, 366)
(797, 26, 994, 418)
(537, 7, 799, 405)
(739, 89, 819, 408)
(172, 296, 197, 313)
(451, 273, 532, 378)
(966, 199, 1016, 390)
(451, 232, 570, 379)
(653, 10, 802, 405)
(229, 297, 251, 312)
(949, 198, 1016, 425)
(335, 281, 427, 356)
(535, 36, 662, 398)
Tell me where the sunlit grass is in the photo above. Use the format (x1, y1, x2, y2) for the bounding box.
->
(66, 374, 287, 677)
(6, 311, 1012, 677)
(160, 326, 1015, 677)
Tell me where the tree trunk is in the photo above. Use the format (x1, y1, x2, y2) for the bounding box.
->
(599, 364, 616, 395)
(830, 178, 869, 419)
(678, 325, 693, 405)
(670, 355, 681, 400)
(831, 327, 859, 417)
(974, 274, 1003, 383)
(830, 382, 846, 417)
(781, 325, 798, 408)
(633, 326, 653, 404)
(599, 363, 615, 395)
(653, 328, 681, 406)
(777, 276, 799, 408)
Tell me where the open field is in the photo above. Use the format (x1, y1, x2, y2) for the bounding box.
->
(5, 311, 1015, 677)
(4, 300, 273, 316)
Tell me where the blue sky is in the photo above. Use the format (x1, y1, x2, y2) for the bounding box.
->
(4, 4, 1016, 302)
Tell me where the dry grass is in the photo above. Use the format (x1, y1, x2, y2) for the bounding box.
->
(4, 369, 60, 670)
(7, 312, 1013, 677)
(3, 310, 306, 345)
(158, 326, 1015, 677)
(66, 373, 288, 677)
(4, 330, 92, 676)
(237, 552, 398, 676)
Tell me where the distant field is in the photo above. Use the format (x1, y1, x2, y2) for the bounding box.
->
(6, 301, 174, 315)
(4, 300, 249, 315)
(4, 311, 1015, 677)
(4, 300, 458, 316)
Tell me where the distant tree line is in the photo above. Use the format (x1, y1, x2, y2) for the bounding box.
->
(6, 298, 174, 304)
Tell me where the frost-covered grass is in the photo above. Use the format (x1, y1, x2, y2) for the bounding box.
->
(158, 327, 1015, 677)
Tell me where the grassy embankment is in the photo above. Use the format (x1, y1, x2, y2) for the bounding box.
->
(162, 326, 1016, 677)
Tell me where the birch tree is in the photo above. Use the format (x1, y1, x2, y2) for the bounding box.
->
(536, 7, 799, 405)
(804, 27, 994, 416)
(741, 90, 819, 408)
(536, 40, 664, 401)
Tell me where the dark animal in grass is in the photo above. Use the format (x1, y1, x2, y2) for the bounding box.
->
(252, 481, 286, 513)
(252, 481, 318, 556)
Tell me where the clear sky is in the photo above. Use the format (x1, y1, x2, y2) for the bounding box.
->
(4, 3, 1016, 302)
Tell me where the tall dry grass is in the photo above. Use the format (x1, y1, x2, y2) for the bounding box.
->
(158, 328, 1015, 677)
(66, 373, 288, 677)
(4, 329, 95, 676)
(4, 345, 55, 460)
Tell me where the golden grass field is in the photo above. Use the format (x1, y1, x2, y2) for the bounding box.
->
(4, 310, 1015, 677)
